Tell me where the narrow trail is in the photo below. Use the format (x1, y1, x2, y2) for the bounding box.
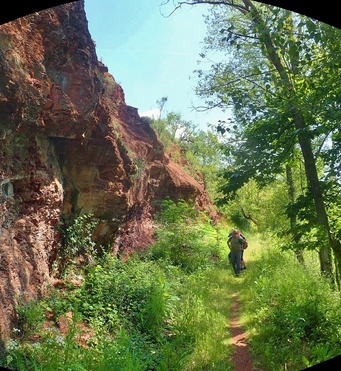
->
(229, 292, 262, 371)
(230, 292, 253, 370)
(225, 240, 263, 371)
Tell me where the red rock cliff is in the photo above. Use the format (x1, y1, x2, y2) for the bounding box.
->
(0, 0, 213, 338)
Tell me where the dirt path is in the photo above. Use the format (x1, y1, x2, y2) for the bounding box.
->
(230, 292, 262, 371)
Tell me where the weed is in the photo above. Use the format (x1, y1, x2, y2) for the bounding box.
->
(15, 299, 45, 340)
(241, 245, 341, 370)
(56, 213, 100, 277)
(7, 201, 341, 370)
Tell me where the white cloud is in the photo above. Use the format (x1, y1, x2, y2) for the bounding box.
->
(139, 108, 161, 120)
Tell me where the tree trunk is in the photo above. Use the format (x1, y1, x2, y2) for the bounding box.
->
(331, 239, 341, 290)
(286, 164, 304, 265)
(292, 109, 333, 276)
(243, 0, 334, 277)
(333, 253, 340, 291)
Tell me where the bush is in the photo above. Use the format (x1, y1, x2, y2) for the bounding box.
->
(78, 255, 168, 338)
(56, 214, 100, 277)
(4, 201, 231, 371)
(16, 299, 45, 340)
(242, 247, 341, 370)
(149, 199, 223, 272)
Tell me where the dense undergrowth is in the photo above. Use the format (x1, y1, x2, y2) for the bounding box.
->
(0, 200, 234, 371)
(1, 200, 341, 370)
(240, 237, 341, 370)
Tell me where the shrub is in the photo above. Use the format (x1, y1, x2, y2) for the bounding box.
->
(149, 199, 223, 272)
(16, 299, 45, 340)
(242, 247, 341, 370)
(57, 214, 100, 277)
(4, 201, 232, 371)
(78, 255, 168, 339)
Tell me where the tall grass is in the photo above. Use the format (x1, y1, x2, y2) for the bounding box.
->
(179, 268, 236, 370)
(2, 206, 341, 371)
(240, 237, 341, 370)
(1, 203, 236, 371)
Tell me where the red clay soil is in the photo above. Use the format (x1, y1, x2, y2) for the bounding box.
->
(230, 292, 262, 371)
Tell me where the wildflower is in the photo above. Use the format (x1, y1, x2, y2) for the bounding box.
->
(6, 339, 18, 351)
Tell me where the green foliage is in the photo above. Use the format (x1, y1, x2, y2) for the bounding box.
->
(149, 199, 222, 271)
(193, 1, 341, 277)
(229, 209, 251, 232)
(39, 284, 78, 323)
(169, 270, 234, 370)
(196, 2, 341, 201)
(2, 200, 232, 371)
(5, 223, 341, 370)
(184, 127, 227, 200)
(57, 214, 100, 276)
(280, 179, 341, 253)
(150, 111, 197, 153)
(220, 177, 292, 234)
(78, 255, 167, 338)
(93, 329, 152, 370)
(241, 246, 341, 370)
(302, 345, 339, 368)
(15, 299, 45, 340)
(4, 319, 94, 371)
(130, 157, 146, 181)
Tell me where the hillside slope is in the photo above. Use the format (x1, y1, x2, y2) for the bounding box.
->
(0, 0, 213, 338)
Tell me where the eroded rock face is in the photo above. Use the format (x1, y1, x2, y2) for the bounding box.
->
(0, 0, 212, 338)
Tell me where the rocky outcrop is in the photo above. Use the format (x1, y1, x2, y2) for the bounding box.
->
(0, 0, 213, 338)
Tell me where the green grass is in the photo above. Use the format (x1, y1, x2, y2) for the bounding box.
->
(2, 207, 341, 371)
(1, 204, 238, 371)
(239, 236, 341, 370)
(178, 267, 235, 370)
(2, 264, 239, 371)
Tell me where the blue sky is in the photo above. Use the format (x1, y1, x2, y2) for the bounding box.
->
(84, 0, 227, 130)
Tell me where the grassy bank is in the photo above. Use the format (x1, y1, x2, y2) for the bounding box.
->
(239, 234, 341, 370)
(0, 259, 241, 370)
(2, 206, 341, 370)
(0, 204, 239, 371)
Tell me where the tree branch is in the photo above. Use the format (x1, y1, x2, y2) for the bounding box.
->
(241, 206, 258, 225)
(193, 100, 229, 112)
(226, 30, 259, 40)
(314, 129, 333, 160)
(160, 0, 249, 18)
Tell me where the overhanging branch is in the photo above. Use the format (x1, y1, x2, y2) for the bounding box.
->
(241, 206, 258, 225)
(160, 0, 250, 17)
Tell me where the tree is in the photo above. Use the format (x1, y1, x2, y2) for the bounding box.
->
(185, 126, 227, 199)
(162, 0, 341, 278)
(163, 111, 197, 145)
(156, 96, 168, 119)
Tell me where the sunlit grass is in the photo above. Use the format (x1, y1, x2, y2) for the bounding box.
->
(239, 239, 341, 371)
(3, 212, 341, 371)
(180, 267, 235, 370)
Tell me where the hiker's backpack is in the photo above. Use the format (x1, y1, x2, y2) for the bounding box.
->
(239, 232, 248, 249)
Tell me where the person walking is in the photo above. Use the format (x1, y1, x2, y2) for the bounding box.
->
(228, 228, 248, 270)
(228, 229, 245, 277)
(238, 230, 248, 270)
